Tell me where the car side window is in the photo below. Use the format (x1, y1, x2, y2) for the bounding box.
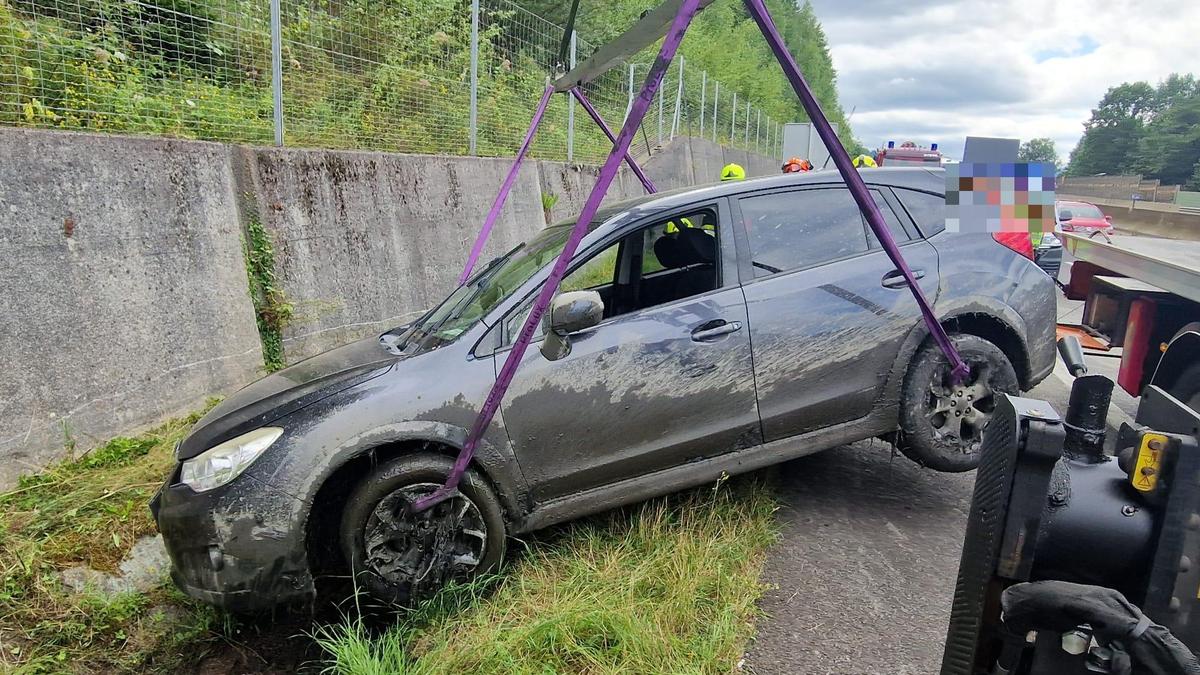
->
(864, 190, 912, 248)
(895, 188, 946, 236)
(503, 208, 721, 344)
(559, 247, 617, 294)
(738, 188, 870, 278)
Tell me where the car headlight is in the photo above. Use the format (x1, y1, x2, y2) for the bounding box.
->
(180, 427, 283, 492)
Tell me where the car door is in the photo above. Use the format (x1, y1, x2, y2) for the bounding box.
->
(733, 185, 941, 441)
(497, 200, 760, 503)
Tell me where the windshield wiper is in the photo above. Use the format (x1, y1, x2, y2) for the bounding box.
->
(752, 261, 782, 274)
(466, 243, 524, 284)
(401, 244, 526, 351)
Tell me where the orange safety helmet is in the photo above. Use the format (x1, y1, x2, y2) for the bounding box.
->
(781, 157, 813, 173)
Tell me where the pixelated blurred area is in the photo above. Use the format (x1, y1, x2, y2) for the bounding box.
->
(944, 162, 1057, 233)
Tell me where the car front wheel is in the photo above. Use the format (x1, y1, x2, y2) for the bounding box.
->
(898, 334, 1020, 472)
(339, 454, 506, 606)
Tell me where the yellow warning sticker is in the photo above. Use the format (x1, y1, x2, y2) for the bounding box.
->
(1132, 433, 1167, 493)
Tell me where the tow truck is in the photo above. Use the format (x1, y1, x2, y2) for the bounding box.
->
(1061, 232, 1200, 407)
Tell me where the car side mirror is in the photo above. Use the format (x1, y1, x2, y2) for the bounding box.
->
(1104, 214, 1112, 222)
(540, 290, 604, 361)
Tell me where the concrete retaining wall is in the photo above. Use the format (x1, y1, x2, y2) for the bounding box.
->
(0, 129, 264, 487)
(0, 127, 775, 486)
(246, 149, 551, 361)
(639, 135, 779, 190)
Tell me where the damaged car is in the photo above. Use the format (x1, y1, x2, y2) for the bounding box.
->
(151, 167, 1056, 610)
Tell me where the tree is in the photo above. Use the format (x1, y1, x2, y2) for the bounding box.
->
(1068, 74, 1199, 183)
(1149, 73, 1199, 115)
(1067, 82, 1155, 176)
(1133, 92, 1200, 187)
(1018, 137, 1058, 168)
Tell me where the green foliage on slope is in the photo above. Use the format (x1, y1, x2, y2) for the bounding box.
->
(0, 0, 853, 156)
(521, 0, 853, 141)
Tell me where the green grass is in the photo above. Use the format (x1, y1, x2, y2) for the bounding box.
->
(314, 476, 779, 675)
(1, 400, 779, 674)
(0, 401, 225, 674)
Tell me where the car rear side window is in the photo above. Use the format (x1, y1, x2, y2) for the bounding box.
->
(895, 188, 946, 236)
(738, 188, 869, 278)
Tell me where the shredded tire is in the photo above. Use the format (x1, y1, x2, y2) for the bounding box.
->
(898, 334, 1019, 472)
(339, 454, 505, 607)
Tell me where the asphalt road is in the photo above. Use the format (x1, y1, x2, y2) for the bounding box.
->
(745, 285, 1136, 674)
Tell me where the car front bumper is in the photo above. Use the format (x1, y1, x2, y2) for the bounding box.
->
(151, 470, 315, 612)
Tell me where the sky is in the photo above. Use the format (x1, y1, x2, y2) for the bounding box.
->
(806, 0, 1200, 163)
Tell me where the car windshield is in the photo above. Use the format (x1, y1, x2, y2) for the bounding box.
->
(393, 193, 670, 353)
(401, 226, 573, 351)
(1063, 203, 1104, 219)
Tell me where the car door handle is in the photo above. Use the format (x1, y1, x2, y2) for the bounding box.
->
(691, 320, 742, 341)
(881, 268, 925, 289)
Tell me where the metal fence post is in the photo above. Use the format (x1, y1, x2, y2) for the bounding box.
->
(756, 108, 761, 153)
(566, 29, 576, 161)
(670, 55, 683, 139)
(744, 100, 750, 146)
(468, 0, 479, 155)
(699, 70, 706, 137)
(270, 0, 283, 146)
(730, 91, 736, 143)
(658, 67, 664, 145)
(626, 63, 635, 122)
(711, 81, 719, 143)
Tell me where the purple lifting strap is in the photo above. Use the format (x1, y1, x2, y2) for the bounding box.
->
(458, 82, 555, 285)
(412, 0, 703, 513)
(741, 0, 968, 383)
(570, 87, 657, 194)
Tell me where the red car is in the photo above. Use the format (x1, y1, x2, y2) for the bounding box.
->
(1056, 200, 1115, 238)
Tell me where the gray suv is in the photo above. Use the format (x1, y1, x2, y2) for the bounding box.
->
(152, 167, 1056, 610)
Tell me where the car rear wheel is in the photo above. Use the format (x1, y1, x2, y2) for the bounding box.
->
(898, 334, 1019, 472)
(340, 454, 505, 607)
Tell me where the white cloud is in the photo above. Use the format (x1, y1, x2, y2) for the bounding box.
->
(806, 0, 1200, 162)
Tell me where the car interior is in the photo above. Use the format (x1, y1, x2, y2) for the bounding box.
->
(504, 208, 721, 342)
(564, 209, 720, 319)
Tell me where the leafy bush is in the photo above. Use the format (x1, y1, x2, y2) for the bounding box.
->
(2, 0, 854, 156)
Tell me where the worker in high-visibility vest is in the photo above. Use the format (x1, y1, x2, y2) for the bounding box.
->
(852, 154, 877, 168)
(720, 163, 745, 182)
(665, 216, 698, 234)
(782, 157, 813, 173)
(666, 165, 743, 234)
(665, 214, 720, 235)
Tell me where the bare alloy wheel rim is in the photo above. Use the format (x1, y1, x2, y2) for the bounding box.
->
(362, 482, 489, 595)
(925, 359, 1000, 454)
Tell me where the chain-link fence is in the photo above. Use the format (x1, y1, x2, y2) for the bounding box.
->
(0, 0, 783, 162)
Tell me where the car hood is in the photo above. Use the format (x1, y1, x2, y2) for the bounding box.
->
(177, 336, 398, 460)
